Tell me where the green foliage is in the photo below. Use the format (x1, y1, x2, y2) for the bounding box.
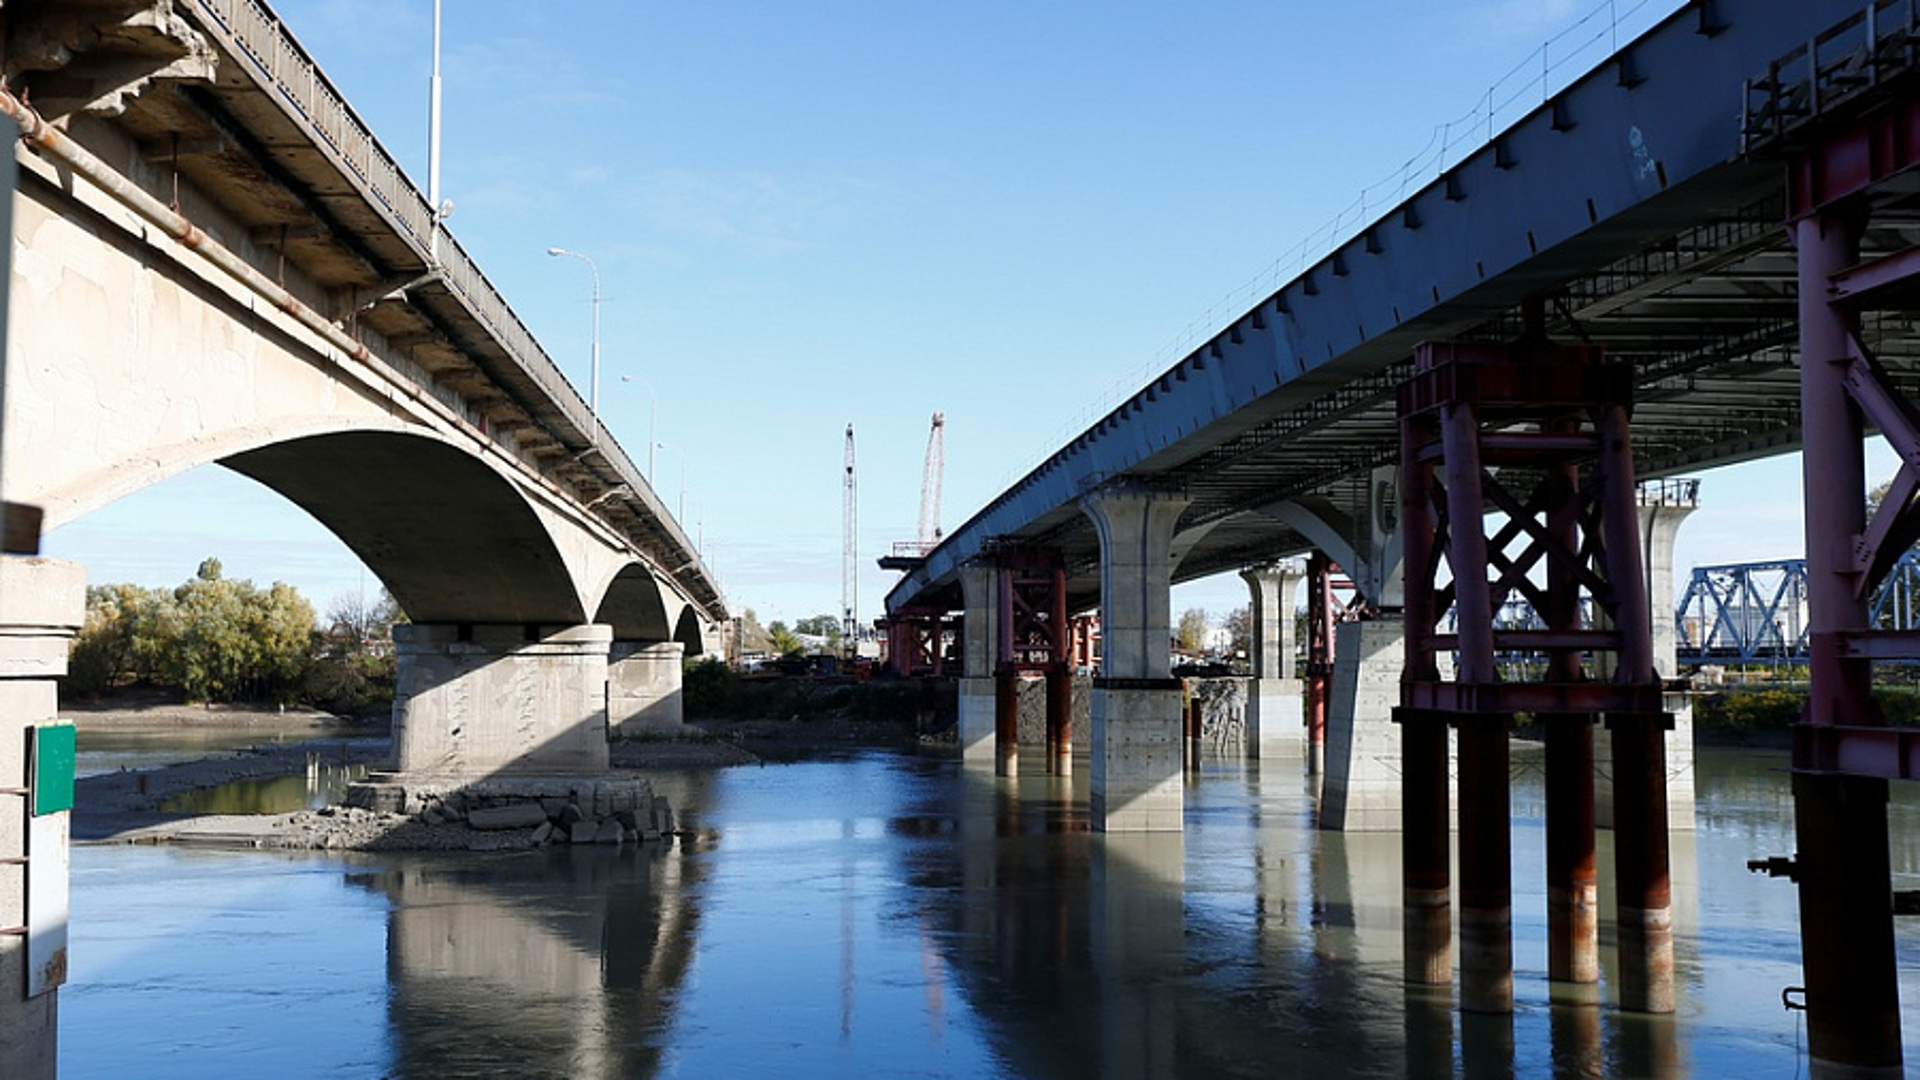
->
(66, 583, 170, 695)
(793, 614, 844, 647)
(1691, 684, 1920, 733)
(1177, 607, 1209, 653)
(64, 559, 405, 709)
(1693, 688, 1802, 733)
(767, 620, 804, 657)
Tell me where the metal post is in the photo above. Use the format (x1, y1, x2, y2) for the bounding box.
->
(995, 667, 1019, 778)
(1793, 207, 1903, 1073)
(1398, 410, 1451, 991)
(545, 247, 601, 444)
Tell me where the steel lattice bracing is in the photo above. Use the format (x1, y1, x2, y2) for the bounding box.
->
(1675, 558, 1811, 663)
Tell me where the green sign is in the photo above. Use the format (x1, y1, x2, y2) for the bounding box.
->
(31, 722, 75, 816)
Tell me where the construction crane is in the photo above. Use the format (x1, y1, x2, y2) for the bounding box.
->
(916, 412, 945, 551)
(843, 423, 858, 656)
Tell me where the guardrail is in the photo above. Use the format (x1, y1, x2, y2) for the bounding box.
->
(180, 0, 723, 615)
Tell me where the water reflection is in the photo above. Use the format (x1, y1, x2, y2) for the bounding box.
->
(61, 745, 1920, 1078)
(350, 844, 699, 1080)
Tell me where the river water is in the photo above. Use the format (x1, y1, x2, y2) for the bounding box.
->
(57, 743, 1920, 1078)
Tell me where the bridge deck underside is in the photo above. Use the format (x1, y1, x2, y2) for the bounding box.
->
(940, 197, 1920, 617)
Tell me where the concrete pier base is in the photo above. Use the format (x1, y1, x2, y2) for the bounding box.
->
(607, 641, 684, 738)
(1089, 683, 1185, 832)
(0, 558, 83, 1080)
(390, 623, 611, 778)
(1321, 620, 1412, 832)
(957, 676, 997, 765)
(1245, 677, 1304, 759)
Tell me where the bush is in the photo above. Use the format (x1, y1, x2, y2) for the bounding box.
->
(1694, 687, 1802, 733)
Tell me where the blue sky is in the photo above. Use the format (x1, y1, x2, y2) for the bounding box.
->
(46, 0, 1839, 627)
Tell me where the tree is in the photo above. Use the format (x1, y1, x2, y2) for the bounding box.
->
(767, 620, 804, 657)
(793, 613, 844, 648)
(1224, 606, 1252, 660)
(66, 583, 169, 695)
(736, 608, 773, 654)
(1177, 607, 1209, 654)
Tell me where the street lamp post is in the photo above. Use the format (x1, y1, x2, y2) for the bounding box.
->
(546, 247, 600, 443)
(619, 375, 659, 482)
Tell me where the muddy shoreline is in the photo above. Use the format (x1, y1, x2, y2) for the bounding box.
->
(69, 700, 911, 850)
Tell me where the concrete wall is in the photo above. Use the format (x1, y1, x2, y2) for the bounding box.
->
(392, 624, 612, 777)
(608, 641, 684, 737)
(0, 558, 84, 1080)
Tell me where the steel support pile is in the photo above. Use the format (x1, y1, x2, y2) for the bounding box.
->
(1304, 554, 1358, 776)
(993, 549, 1074, 776)
(1396, 331, 1671, 1015)
(882, 606, 950, 678)
(1765, 55, 1920, 1078)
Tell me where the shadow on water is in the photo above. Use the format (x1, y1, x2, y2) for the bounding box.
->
(58, 742, 1920, 1078)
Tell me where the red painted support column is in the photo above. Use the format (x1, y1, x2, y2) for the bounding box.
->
(1397, 409, 1451, 991)
(1046, 664, 1072, 775)
(1794, 207, 1902, 1075)
(1542, 424, 1598, 1000)
(995, 667, 1019, 778)
(1306, 552, 1336, 777)
(1598, 397, 1674, 1016)
(1440, 395, 1513, 1016)
(1543, 715, 1597, 997)
(1046, 567, 1072, 775)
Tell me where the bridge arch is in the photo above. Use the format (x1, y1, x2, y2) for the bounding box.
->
(221, 430, 586, 626)
(592, 563, 675, 642)
(673, 604, 706, 657)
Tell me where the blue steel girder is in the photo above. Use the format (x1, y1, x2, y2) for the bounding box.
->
(887, 0, 1875, 621)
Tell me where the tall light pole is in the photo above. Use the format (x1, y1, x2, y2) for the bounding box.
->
(546, 247, 600, 443)
(619, 375, 659, 482)
(427, 0, 443, 261)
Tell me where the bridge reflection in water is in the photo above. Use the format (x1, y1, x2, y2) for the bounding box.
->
(60, 748, 1920, 1077)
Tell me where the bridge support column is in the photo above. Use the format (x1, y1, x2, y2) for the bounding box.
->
(956, 563, 1001, 766)
(0, 558, 82, 1080)
(1320, 619, 1409, 831)
(1303, 553, 1345, 775)
(1397, 331, 1669, 1015)
(1046, 664, 1073, 774)
(607, 641, 684, 737)
(390, 623, 611, 777)
(1790, 201, 1903, 1076)
(1596, 485, 1699, 831)
(1239, 562, 1304, 759)
(1081, 487, 1190, 832)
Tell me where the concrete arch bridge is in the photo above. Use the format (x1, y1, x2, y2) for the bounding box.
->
(0, 8, 728, 1068)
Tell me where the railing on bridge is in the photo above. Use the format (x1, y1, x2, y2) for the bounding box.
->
(188, 0, 597, 452)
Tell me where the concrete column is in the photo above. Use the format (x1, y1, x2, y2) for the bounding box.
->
(956, 562, 1001, 766)
(607, 640, 684, 738)
(1081, 487, 1190, 833)
(1596, 495, 1699, 830)
(0, 557, 84, 1080)
(1320, 619, 1411, 832)
(392, 623, 612, 777)
(1239, 562, 1305, 759)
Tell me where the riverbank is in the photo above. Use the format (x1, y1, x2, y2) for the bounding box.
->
(67, 698, 914, 850)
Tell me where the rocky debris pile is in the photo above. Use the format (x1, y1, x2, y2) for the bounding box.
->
(335, 773, 674, 852)
(264, 788, 678, 852)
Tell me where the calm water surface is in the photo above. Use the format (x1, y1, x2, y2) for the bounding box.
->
(59, 744, 1920, 1078)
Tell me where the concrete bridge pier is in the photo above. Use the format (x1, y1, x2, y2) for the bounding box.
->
(607, 641, 684, 737)
(1319, 618, 1412, 832)
(0, 557, 82, 1080)
(1081, 487, 1190, 832)
(1238, 562, 1304, 760)
(389, 623, 613, 778)
(955, 563, 1001, 768)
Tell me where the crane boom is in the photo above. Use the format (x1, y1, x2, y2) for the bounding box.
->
(843, 423, 857, 654)
(917, 412, 945, 548)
